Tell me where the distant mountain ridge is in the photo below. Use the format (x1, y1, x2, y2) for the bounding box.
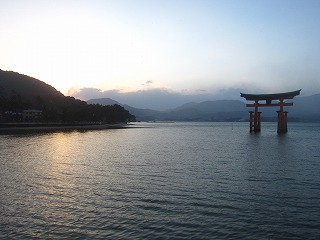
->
(88, 95, 320, 122)
(176, 100, 246, 113)
(87, 99, 250, 121)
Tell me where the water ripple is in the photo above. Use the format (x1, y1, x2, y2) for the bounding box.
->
(1, 122, 320, 239)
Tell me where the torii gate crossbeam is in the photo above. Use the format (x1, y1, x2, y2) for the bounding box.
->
(240, 89, 301, 133)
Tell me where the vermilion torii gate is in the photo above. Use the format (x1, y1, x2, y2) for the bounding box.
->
(240, 89, 301, 133)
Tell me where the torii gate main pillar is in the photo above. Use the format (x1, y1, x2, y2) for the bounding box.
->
(240, 90, 301, 133)
(277, 111, 288, 133)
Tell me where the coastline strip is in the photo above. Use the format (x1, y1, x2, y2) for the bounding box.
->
(0, 122, 127, 134)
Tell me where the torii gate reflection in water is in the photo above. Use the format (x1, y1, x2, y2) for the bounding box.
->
(240, 90, 301, 133)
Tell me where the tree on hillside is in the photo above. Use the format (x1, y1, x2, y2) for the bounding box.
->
(0, 69, 136, 123)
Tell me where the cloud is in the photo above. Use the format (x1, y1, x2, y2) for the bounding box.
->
(69, 81, 311, 111)
(67, 87, 105, 99)
(142, 80, 153, 87)
(68, 86, 253, 110)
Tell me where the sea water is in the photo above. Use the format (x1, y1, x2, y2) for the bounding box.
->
(1, 122, 320, 239)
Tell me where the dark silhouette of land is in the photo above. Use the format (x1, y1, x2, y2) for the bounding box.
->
(0, 69, 135, 124)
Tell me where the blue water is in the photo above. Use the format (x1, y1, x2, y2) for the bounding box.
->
(1, 122, 320, 239)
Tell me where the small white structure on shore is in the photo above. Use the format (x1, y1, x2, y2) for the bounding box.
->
(22, 109, 43, 122)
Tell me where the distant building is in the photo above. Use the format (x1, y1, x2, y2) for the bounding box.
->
(3, 111, 23, 122)
(22, 109, 43, 122)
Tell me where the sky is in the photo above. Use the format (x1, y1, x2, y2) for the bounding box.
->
(1, 0, 320, 102)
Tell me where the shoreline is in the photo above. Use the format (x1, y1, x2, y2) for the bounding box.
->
(0, 122, 128, 134)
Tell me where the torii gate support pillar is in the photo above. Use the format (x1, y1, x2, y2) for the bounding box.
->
(249, 111, 254, 132)
(277, 111, 288, 133)
(249, 110, 261, 132)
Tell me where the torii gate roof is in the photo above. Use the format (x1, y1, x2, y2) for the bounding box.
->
(240, 89, 301, 101)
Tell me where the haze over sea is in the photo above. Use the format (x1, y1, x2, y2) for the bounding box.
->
(1, 122, 320, 239)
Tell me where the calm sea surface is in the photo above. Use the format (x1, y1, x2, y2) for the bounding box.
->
(1, 122, 320, 239)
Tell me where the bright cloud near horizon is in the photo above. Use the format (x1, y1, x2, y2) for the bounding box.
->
(1, 0, 320, 97)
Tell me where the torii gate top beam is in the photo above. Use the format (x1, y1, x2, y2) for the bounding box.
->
(240, 89, 301, 101)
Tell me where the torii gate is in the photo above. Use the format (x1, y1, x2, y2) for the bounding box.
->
(240, 89, 301, 133)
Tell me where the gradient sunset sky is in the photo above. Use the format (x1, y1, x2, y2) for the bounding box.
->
(1, 0, 320, 96)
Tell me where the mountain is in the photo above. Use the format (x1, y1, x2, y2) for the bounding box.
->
(176, 100, 246, 113)
(88, 98, 249, 121)
(0, 69, 134, 123)
(0, 70, 64, 99)
(290, 94, 320, 121)
(123, 105, 161, 121)
(87, 98, 120, 106)
(88, 94, 320, 122)
(159, 100, 248, 121)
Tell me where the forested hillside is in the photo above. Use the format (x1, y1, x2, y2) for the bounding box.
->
(0, 70, 135, 123)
